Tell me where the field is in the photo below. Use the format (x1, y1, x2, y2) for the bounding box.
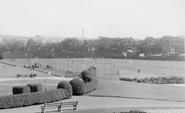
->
(11, 58, 185, 79)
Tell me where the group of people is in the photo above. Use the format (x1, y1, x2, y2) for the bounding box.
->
(17, 73, 37, 78)
(24, 62, 41, 70)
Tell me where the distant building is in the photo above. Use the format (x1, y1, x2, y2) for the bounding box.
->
(139, 53, 145, 58)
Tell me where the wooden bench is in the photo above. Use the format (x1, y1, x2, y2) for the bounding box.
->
(41, 101, 78, 113)
(61, 101, 78, 111)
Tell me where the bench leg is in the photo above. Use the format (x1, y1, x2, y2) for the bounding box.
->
(73, 105, 77, 110)
(58, 105, 61, 112)
(41, 107, 45, 113)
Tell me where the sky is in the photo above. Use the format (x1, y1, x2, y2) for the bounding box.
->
(0, 0, 185, 39)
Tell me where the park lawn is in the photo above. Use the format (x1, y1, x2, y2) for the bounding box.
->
(6, 58, 185, 80)
(86, 79, 185, 102)
(0, 84, 58, 96)
(0, 65, 48, 78)
(0, 79, 62, 96)
(0, 78, 64, 84)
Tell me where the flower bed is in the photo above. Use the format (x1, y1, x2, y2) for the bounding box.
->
(17, 73, 37, 78)
(119, 76, 185, 84)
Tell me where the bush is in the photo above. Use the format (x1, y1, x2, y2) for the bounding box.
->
(0, 89, 69, 109)
(84, 79, 98, 93)
(12, 86, 30, 95)
(27, 83, 43, 92)
(69, 78, 85, 95)
(81, 70, 92, 83)
(57, 81, 72, 98)
(70, 67, 98, 95)
(0, 55, 3, 60)
(88, 66, 96, 78)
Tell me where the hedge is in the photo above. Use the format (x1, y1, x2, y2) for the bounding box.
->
(88, 66, 96, 78)
(69, 66, 98, 95)
(69, 78, 85, 95)
(119, 76, 185, 84)
(81, 70, 92, 83)
(84, 79, 98, 94)
(0, 55, 3, 60)
(0, 89, 69, 109)
(27, 83, 43, 92)
(69, 78, 99, 95)
(12, 86, 30, 95)
(57, 81, 72, 98)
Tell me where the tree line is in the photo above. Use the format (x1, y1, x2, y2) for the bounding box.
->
(0, 35, 184, 61)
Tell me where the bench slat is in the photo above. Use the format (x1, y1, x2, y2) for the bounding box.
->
(41, 101, 78, 113)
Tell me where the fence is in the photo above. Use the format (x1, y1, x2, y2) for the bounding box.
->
(13, 58, 120, 80)
(13, 58, 185, 80)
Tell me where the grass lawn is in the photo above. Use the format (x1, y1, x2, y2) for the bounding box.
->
(0, 62, 72, 96)
(59, 107, 185, 113)
(0, 78, 67, 96)
(86, 79, 185, 102)
(5, 58, 185, 80)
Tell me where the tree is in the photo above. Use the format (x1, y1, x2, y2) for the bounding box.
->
(141, 37, 156, 56)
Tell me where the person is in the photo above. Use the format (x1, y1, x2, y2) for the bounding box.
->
(117, 67, 120, 75)
(138, 66, 141, 73)
(27, 59, 30, 64)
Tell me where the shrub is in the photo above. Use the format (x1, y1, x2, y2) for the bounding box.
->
(81, 70, 92, 83)
(57, 81, 72, 98)
(0, 55, 3, 60)
(69, 78, 85, 95)
(12, 86, 30, 95)
(0, 89, 69, 109)
(27, 83, 43, 92)
(84, 79, 98, 93)
(88, 66, 96, 78)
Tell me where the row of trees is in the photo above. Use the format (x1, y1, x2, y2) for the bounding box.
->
(0, 35, 184, 60)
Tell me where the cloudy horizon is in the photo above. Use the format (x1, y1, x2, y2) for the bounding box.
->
(0, 0, 184, 39)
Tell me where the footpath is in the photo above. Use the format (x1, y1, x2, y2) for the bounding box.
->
(0, 96, 184, 113)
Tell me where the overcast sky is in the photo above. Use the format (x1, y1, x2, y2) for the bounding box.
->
(0, 0, 184, 39)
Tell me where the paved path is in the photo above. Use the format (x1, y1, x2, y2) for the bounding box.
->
(0, 77, 73, 82)
(0, 96, 184, 113)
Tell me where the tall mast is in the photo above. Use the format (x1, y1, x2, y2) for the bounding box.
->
(82, 29, 84, 39)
